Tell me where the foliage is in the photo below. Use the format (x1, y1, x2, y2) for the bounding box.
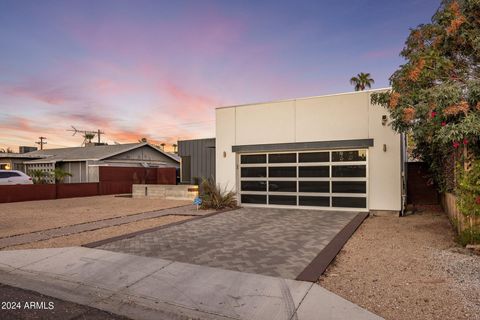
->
(83, 133, 96, 143)
(199, 178, 237, 210)
(28, 169, 49, 184)
(457, 160, 480, 217)
(52, 168, 72, 183)
(350, 72, 375, 91)
(0, 147, 14, 153)
(457, 227, 480, 246)
(371, 0, 480, 193)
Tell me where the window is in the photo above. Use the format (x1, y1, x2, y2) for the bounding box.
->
(299, 181, 329, 193)
(269, 167, 296, 177)
(332, 197, 366, 208)
(332, 165, 366, 177)
(241, 154, 266, 164)
(332, 181, 366, 193)
(299, 196, 330, 207)
(299, 152, 329, 162)
(269, 153, 296, 163)
(241, 194, 267, 204)
(241, 181, 267, 192)
(332, 150, 367, 162)
(299, 166, 329, 177)
(269, 181, 296, 192)
(241, 167, 267, 178)
(269, 195, 297, 205)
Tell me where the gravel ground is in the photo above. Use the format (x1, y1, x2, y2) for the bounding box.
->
(0, 196, 190, 238)
(319, 209, 480, 320)
(4, 215, 192, 250)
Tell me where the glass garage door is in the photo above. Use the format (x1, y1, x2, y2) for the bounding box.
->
(238, 149, 368, 211)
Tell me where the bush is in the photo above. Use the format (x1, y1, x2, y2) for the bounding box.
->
(200, 178, 237, 210)
(457, 160, 480, 217)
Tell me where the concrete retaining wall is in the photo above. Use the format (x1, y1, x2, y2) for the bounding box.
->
(133, 184, 198, 201)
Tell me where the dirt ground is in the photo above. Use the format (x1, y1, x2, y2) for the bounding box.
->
(5, 215, 191, 250)
(0, 195, 190, 238)
(319, 209, 480, 320)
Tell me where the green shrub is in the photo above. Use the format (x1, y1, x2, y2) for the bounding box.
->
(200, 178, 237, 210)
(457, 161, 480, 217)
(457, 227, 480, 246)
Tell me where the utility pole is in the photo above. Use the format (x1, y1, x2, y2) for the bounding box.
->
(36, 136, 47, 150)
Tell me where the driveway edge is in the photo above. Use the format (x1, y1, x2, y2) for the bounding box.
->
(295, 211, 369, 282)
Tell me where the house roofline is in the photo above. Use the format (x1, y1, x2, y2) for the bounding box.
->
(215, 87, 391, 110)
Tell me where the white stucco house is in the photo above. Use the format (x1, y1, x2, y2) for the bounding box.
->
(215, 89, 406, 214)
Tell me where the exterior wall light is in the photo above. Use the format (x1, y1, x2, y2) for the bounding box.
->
(382, 115, 388, 126)
(383, 144, 387, 152)
(223, 151, 227, 158)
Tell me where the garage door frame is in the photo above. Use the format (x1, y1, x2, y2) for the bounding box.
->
(236, 149, 368, 212)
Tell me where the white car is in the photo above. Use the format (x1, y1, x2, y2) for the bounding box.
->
(0, 170, 33, 185)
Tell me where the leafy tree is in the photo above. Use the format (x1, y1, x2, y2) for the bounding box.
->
(0, 147, 14, 153)
(52, 168, 72, 183)
(139, 137, 148, 143)
(371, 0, 480, 192)
(350, 72, 375, 91)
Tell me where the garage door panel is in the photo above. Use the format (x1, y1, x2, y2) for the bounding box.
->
(239, 149, 368, 210)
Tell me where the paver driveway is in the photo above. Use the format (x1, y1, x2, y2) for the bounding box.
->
(97, 207, 359, 279)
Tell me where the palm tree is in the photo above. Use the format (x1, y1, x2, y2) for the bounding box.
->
(172, 143, 178, 153)
(139, 137, 148, 143)
(83, 133, 96, 144)
(0, 147, 14, 153)
(160, 143, 166, 151)
(350, 73, 375, 91)
(29, 169, 49, 184)
(52, 168, 72, 183)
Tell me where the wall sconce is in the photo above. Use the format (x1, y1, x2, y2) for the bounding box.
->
(382, 115, 388, 126)
(383, 144, 387, 152)
(223, 151, 227, 158)
(4, 163, 11, 170)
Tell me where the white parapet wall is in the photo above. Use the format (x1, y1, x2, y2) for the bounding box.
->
(132, 184, 199, 201)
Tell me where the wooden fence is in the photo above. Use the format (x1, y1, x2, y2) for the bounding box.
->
(0, 167, 177, 203)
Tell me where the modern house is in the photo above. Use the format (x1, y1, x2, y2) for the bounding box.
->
(23, 142, 180, 183)
(178, 138, 216, 184)
(215, 89, 406, 213)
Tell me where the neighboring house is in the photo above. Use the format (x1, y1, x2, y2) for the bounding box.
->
(23, 143, 180, 183)
(178, 138, 215, 184)
(215, 89, 406, 214)
(0, 153, 46, 172)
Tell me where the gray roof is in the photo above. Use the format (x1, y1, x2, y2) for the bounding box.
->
(24, 143, 180, 164)
(0, 153, 47, 159)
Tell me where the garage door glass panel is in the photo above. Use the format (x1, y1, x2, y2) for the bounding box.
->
(269, 195, 297, 205)
(299, 152, 329, 162)
(332, 150, 367, 162)
(269, 181, 296, 192)
(299, 196, 330, 207)
(241, 154, 266, 164)
(241, 194, 267, 204)
(241, 167, 267, 178)
(299, 166, 329, 177)
(241, 181, 267, 192)
(332, 197, 366, 208)
(269, 153, 296, 163)
(332, 165, 366, 177)
(239, 149, 368, 210)
(269, 167, 296, 177)
(299, 181, 329, 193)
(332, 181, 366, 193)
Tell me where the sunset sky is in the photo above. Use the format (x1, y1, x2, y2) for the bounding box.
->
(0, 0, 439, 151)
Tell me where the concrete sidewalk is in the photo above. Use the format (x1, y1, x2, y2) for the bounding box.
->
(0, 247, 383, 320)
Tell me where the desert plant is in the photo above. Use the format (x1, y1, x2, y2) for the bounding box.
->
(200, 178, 237, 210)
(52, 168, 72, 183)
(29, 169, 49, 184)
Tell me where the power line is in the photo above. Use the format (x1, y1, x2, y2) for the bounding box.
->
(35, 136, 47, 150)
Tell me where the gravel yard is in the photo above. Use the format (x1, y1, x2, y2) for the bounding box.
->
(0, 195, 190, 238)
(319, 209, 480, 320)
(5, 215, 192, 250)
